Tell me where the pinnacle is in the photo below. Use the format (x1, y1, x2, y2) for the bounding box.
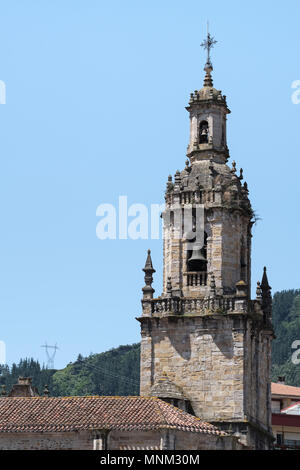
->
(143, 249, 155, 273)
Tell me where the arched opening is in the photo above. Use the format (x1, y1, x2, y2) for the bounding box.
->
(187, 232, 208, 272)
(199, 120, 209, 144)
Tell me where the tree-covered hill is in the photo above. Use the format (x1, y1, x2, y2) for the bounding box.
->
(271, 289, 300, 385)
(2, 290, 300, 395)
(0, 359, 55, 395)
(0, 344, 140, 397)
(51, 343, 140, 396)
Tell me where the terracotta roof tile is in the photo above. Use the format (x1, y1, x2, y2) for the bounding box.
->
(0, 396, 224, 435)
(271, 382, 300, 397)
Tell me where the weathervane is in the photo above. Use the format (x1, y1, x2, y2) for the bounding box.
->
(201, 22, 217, 70)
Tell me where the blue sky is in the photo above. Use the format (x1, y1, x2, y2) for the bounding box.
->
(0, 0, 299, 368)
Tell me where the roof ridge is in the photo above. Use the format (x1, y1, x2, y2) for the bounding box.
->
(0, 395, 154, 400)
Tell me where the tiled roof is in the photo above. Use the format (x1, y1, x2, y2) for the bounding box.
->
(0, 396, 224, 435)
(272, 382, 300, 398)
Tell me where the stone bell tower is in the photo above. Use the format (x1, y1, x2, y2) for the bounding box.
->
(137, 31, 274, 450)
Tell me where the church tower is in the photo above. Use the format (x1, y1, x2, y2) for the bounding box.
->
(137, 31, 274, 450)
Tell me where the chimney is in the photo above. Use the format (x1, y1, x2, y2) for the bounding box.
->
(8, 377, 39, 397)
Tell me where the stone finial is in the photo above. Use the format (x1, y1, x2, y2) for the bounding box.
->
(43, 385, 50, 397)
(142, 249, 155, 299)
(203, 64, 213, 87)
(210, 273, 216, 296)
(166, 277, 172, 297)
(166, 175, 173, 193)
(234, 281, 248, 313)
(256, 281, 262, 301)
(174, 170, 181, 190)
(239, 168, 243, 180)
(231, 161, 236, 174)
(235, 280, 248, 298)
(1, 385, 6, 397)
(185, 159, 191, 173)
(243, 182, 249, 193)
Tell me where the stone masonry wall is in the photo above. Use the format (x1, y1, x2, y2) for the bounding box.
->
(163, 206, 251, 298)
(244, 327, 272, 433)
(140, 315, 246, 422)
(0, 431, 93, 450)
(0, 429, 240, 451)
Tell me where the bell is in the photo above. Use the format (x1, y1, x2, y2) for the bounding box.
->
(188, 244, 207, 271)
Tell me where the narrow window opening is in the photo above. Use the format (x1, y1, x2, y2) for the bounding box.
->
(199, 120, 209, 144)
(240, 236, 247, 281)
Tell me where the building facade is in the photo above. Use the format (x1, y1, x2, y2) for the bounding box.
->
(272, 380, 300, 449)
(138, 44, 274, 450)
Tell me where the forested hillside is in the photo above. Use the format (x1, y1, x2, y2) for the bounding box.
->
(0, 344, 140, 396)
(0, 359, 55, 395)
(51, 343, 140, 396)
(271, 289, 300, 385)
(1, 290, 300, 395)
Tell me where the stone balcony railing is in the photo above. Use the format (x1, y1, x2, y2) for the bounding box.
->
(141, 295, 252, 317)
(184, 272, 207, 287)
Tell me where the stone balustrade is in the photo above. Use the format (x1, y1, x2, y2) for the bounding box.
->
(142, 295, 252, 317)
(185, 272, 207, 287)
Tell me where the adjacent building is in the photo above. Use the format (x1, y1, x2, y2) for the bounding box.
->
(272, 380, 300, 449)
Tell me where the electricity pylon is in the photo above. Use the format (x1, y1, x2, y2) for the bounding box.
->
(41, 342, 59, 369)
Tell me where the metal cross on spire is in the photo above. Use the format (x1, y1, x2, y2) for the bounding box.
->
(201, 22, 217, 69)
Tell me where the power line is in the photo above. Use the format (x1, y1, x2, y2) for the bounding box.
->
(75, 358, 140, 388)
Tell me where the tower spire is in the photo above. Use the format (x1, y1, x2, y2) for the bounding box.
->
(200, 22, 217, 87)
